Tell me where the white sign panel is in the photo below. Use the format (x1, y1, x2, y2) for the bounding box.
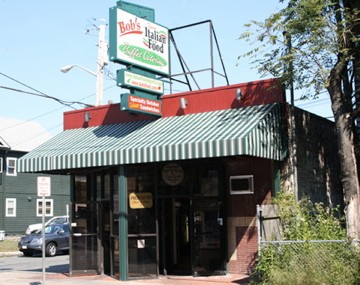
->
(37, 176, 51, 197)
(119, 69, 164, 94)
(110, 8, 169, 75)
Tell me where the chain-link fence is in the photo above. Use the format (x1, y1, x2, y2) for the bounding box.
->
(257, 239, 360, 284)
(255, 205, 360, 284)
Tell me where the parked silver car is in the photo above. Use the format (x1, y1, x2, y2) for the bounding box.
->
(18, 223, 69, 257)
(25, 215, 69, 234)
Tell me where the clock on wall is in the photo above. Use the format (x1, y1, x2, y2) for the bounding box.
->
(162, 163, 184, 186)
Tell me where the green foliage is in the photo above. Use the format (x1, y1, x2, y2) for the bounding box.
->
(250, 192, 360, 285)
(274, 192, 347, 240)
(238, 0, 358, 99)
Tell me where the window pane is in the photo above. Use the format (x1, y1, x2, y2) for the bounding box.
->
(6, 199, 16, 216)
(6, 158, 17, 176)
(37, 199, 53, 216)
(46, 201, 52, 215)
(74, 175, 87, 202)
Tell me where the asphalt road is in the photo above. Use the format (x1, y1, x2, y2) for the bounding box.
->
(0, 253, 69, 273)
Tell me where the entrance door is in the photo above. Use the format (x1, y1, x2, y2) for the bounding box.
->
(160, 197, 225, 276)
(193, 198, 225, 275)
(99, 200, 111, 275)
(160, 198, 192, 275)
(69, 175, 98, 275)
(70, 201, 99, 274)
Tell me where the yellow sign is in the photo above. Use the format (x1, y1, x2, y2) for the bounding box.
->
(129, 192, 153, 209)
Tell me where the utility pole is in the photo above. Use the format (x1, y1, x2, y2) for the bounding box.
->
(96, 23, 108, 106)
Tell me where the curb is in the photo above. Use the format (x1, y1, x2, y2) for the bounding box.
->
(0, 251, 21, 257)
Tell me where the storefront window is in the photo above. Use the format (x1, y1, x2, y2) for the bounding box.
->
(74, 175, 87, 202)
(126, 166, 157, 278)
(200, 170, 219, 196)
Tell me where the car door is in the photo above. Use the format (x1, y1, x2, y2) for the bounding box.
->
(55, 224, 70, 250)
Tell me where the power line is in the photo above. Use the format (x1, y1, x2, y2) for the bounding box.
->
(0, 72, 93, 108)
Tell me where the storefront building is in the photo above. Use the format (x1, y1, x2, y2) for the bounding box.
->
(19, 78, 288, 280)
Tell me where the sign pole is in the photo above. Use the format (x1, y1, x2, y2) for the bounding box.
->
(37, 176, 51, 285)
(42, 195, 46, 285)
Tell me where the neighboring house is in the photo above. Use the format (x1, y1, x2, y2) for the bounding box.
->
(0, 118, 70, 234)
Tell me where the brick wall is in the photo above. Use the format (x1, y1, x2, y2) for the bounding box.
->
(281, 106, 343, 207)
(225, 157, 273, 274)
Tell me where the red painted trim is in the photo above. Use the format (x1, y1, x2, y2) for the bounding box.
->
(63, 104, 156, 130)
(63, 78, 285, 130)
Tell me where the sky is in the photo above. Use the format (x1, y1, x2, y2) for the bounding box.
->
(0, 0, 333, 139)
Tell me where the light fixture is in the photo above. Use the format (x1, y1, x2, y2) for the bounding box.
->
(60, 24, 107, 107)
(180, 97, 188, 109)
(84, 112, 92, 123)
(27, 196, 32, 202)
(236, 88, 243, 101)
(60, 64, 97, 76)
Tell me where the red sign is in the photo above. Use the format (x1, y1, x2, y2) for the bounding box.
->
(121, 94, 162, 116)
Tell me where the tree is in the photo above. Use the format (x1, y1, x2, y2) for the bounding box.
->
(239, 0, 360, 240)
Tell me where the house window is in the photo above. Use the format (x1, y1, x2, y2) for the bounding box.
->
(6, 157, 17, 176)
(36, 199, 53, 217)
(0, 157, 3, 172)
(6, 198, 16, 217)
(229, 175, 254, 194)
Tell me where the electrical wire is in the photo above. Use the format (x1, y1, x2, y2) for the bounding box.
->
(0, 72, 93, 108)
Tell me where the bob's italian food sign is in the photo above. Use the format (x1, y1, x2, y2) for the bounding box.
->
(109, 7, 169, 76)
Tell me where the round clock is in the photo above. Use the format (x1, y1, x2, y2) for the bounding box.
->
(162, 163, 184, 186)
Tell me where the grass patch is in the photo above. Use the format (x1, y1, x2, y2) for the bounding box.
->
(0, 238, 19, 252)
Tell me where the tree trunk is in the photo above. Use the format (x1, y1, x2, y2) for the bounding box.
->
(328, 59, 360, 240)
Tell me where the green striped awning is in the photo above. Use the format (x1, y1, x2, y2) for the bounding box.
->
(18, 103, 285, 172)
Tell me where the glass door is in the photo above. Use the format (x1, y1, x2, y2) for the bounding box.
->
(193, 198, 226, 276)
(159, 197, 225, 276)
(127, 167, 158, 279)
(160, 198, 192, 275)
(70, 175, 99, 275)
(158, 163, 226, 277)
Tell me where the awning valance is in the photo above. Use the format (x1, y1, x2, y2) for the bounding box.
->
(18, 103, 285, 172)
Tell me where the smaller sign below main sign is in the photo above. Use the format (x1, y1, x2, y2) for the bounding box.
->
(121, 93, 162, 116)
(117, 69, 164, 95)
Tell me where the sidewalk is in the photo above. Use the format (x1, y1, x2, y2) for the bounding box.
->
(1, 271, 250, 285)
(0, 252, 250, 285)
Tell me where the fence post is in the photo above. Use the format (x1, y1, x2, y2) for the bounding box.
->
(256, 204, 262, 254)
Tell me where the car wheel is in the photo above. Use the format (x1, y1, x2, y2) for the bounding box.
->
(23, 250, 33, 257)
(45, 242, 57, 257)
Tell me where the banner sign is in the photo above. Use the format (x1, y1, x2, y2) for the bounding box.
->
(109, 7, 170, 76)
(117, 69, 164, 95)
(121, 93, 162, 116)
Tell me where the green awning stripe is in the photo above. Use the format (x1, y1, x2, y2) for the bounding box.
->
(18, 103, 284, 172)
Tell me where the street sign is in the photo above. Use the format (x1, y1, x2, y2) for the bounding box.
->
(37, 176, 51, 197)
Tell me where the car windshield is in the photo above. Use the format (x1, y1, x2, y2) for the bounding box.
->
(48, 217, 67, 225)
(39, 225, 63, 234)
